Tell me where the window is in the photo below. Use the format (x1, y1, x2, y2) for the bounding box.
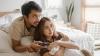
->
(85, 0, 100, 6)
(83, 0, 100, 39)
(45, 0, 63, 9)
(83, 0, 100, 22)
(43, 0, 65, 27)
(43, 0, 64, 24)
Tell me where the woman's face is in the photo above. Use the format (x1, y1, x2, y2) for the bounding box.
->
(43, 21, 54, 38)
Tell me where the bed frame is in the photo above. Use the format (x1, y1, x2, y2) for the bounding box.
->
(0, 9, 20, 17)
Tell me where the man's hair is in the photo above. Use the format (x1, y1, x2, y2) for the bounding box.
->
(21, 1, 42, 16)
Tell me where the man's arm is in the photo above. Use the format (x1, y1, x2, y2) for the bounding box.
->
(9, 22, 34, 52)
(12, 39, 28, 52)
(12, 39, 43, 52)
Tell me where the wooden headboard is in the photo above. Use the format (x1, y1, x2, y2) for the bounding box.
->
(0, 12, 10, 17)
(0, 9, 20, 17)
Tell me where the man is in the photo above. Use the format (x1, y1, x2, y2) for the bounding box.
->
(9, 1, 42, 52)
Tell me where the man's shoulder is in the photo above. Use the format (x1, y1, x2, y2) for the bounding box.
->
(11, 16, 24, 28)
(13, 16, 24, 22)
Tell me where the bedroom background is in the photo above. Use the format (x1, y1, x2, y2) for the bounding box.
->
(0, 0, 100, 56)
(0, 0, 82, 30)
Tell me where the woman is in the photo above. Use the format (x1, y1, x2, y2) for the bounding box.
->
(33, 17, 92, 56)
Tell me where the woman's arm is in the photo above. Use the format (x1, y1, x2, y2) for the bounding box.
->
(56, 32, 80, 50)
(56, 40, 80, 50)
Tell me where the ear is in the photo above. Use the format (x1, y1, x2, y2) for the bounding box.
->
(23, 15, 27, 19)
(23, 15, 28, 21)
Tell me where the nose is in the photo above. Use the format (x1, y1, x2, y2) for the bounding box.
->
(49, 28, 53, 33)
(35, 17, 39, 23)
(36, 18, 39, 22)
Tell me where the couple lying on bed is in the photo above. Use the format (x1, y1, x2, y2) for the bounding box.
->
(9, 1, 92, 56)
(10, 17, 92, 56)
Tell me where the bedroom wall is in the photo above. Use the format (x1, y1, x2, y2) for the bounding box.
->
(0, 0, 25, 12)
(0, 0, 81, 29)
(0, 0, 43, 12)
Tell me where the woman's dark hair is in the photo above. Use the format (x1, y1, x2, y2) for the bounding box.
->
(34, 17, 61, 42)
(34, 17, 63, 56)
(21, 1, 42, 16)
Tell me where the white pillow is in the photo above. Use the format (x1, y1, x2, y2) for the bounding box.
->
(0, 14, 12, 33)
(0, 13, 22, 33)
(8, 13, 22, 22)
(0, 30, 14, 53)
(64, 49, 84, 56)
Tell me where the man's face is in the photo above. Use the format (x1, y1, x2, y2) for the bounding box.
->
(26, 10, 41, 27)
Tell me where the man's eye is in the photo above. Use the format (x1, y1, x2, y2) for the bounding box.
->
(33, 16, 36, 17)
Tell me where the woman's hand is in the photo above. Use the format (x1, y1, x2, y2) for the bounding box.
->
(26, 45, 34, 52)
(31, 42, 43, 52)
(48, 42, 58, 50)
(55, 40, 80, 50)
(54, 47, 65, 56)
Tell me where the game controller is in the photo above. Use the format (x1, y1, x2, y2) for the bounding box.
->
(34, 41, 49, 46)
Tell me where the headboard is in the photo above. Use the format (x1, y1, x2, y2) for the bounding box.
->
(0, 12, 10, 17)
(0, 9, 20, 17)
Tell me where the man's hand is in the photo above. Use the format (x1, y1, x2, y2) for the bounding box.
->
(26, 45, 34, 53)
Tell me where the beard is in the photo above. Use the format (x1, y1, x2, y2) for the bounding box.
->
(31, 22, 39, 28)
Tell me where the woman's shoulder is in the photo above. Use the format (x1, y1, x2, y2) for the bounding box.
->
(57, 32, 69, 41)
(57, 32, 66, 37)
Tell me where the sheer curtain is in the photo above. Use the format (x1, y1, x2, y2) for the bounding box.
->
(43, 0, 66, 26)
(44, 0, 63, 9)
(25, 0, 66, 26)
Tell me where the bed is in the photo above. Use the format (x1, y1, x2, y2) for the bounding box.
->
(0, 11, 94, 56)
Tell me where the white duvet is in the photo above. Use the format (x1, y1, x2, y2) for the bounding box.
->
(56, 27, 94, 53)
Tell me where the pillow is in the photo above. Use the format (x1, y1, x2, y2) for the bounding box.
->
(0, 15, 12, 33)
(8, 13, 22, 22)
(0, 13, 22, 33)
(0, 30, 14, 53)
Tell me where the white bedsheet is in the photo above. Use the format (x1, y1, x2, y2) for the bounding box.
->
(56, 27, 95, 53)
(0, 52, 39, 56)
